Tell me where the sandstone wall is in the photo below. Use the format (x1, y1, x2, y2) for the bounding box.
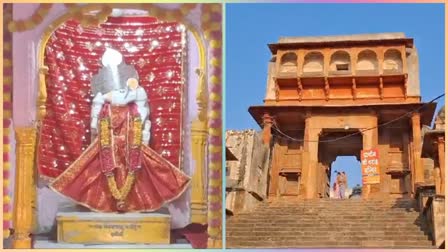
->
(226, 130, 271, 214)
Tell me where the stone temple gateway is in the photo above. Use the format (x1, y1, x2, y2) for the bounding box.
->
(226, 33, 445, 249)
(250, 33, 436, 200)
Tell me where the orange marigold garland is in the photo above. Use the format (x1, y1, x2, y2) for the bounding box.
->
(8, 4, 53, 32)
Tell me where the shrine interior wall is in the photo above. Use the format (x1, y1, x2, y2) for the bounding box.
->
(10, 3, 202, 231)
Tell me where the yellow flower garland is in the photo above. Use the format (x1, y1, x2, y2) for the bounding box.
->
(100, 112, 142, 208)
(132, 118, 142, 146)
(99, 118, 111, 146)
(106, 172, 136, 202)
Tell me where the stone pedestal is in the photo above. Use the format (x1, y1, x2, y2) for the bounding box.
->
(56, 212, 170, 244)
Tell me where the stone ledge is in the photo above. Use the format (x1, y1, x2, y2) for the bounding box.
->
(33, 239, 192, 249)
(57, 211, 171, 244)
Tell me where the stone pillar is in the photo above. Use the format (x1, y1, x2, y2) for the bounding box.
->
(362, 114, 378, 199)
(437, 137, 445, 195)
(304, 129, 320, 199)
(262, 113, 273, 145)
(12, 128, 37, 249)
(268, 142, 280, 197)
(302, 114, 320, 199)
(411, 113, 424, 186)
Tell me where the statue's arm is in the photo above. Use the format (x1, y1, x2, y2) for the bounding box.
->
(91, 93, 105, 137)
(135, 87, 151, 145)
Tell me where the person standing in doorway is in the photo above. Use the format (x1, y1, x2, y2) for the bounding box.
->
(336, 172, 343, 199)
(333, 181, 339, 199)
(339, 172, 347, 199)
(342, 171, 348, 193)
(333, 171, 340, 199)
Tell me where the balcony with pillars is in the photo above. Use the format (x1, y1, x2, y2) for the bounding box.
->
(273, 46, 410, 104)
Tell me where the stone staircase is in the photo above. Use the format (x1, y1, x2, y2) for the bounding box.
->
(226, 198, 434, 248)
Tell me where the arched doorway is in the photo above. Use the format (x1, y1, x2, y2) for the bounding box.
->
(329, 156, 362, 198)
(316, 129, 363, 199)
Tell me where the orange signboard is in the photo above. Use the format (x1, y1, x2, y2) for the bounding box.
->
(361, 148, 380, 184)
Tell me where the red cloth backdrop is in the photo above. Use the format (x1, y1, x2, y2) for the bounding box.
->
(38, 16, 185, 178)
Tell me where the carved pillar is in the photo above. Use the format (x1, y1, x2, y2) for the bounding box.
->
(301, 114, 320, 199)
(378, 47, 384, 75)
(362, 114, 378, 199)
(262, 113, 273, 145)
(191, 121, 208, 224)
(411, 113, 424, 186)
(37, 67, 48, 121)
(437, 136, 445, 195)
(304, 128, 320, 199)
(268, 141, 280, 197)
(12, 128, 37, 249)
(190, 69, 208, 224)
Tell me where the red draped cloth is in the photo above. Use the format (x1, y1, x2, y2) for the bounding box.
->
(50, 103, 190, 212)
(38, 16, 185, 179)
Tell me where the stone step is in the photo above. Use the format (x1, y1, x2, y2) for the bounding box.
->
(255, 204, 417, 208)
(230, 215, 421, 219)
(266, 205, 417, 209)
(227, 240, 433, 248)
(230, 212, 421, 217)
(227, 221, 425, 226)
(260, 209, 418, 212)
(226, 236, 431, 243)
(226, 228, 426, 233)
(227, 228, 427, 235)
(261, 208, 417, 212)
(226, 199, 431, 249)
(267, 203, 416, 206)
(227, 228, 427, 234)
(227, 228, 426, 235)
(228, 218, 421, 225)
(259, 206, 418, 210)
(257, 205, 418, 209)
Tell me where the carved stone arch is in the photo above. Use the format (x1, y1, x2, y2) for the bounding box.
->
(330, 50, 351, 72)
(356, 49, 378, 72)
(280, 52, 297, 73)
(303, 51, 324, 73)
(383, 49, 403, 72)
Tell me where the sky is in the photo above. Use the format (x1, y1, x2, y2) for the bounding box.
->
(225, 3, 445, 189)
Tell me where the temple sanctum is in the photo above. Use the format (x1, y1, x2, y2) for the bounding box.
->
(4, 3, 223, 249)
(226, 33, 445, 248)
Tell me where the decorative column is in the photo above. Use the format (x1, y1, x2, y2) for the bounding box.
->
(190, 125, 207, 224)
(411, 112, 424, 185)
(190, 69, 208, 224)
(362, 114, 378, 199)
(262, 113, 273, 145)
(304, 128, 320, 199)
(437, 136, 445, 195)
(265, 114, 279, 198)
(301, 114, 320, 199)
(12, 128, 37, 249)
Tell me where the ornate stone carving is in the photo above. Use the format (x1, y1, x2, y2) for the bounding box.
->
(12, 128, 37, 249)
(191, 68, 208, 224)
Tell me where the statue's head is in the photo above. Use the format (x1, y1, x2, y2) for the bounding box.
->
(91, 48, 139, 96)
(101, 48, 123, 67)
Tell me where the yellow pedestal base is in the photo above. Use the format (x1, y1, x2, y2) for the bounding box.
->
(57, 212, 170, 244)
